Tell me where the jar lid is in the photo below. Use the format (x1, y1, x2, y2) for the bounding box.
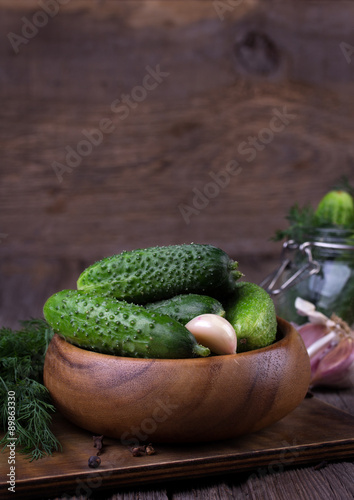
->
(261, 236, 354, 295)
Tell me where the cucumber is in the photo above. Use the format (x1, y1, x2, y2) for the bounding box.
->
(225, 282, 277, 352)
(145, 294, 225, 325)
(43, 290, 210, 359)
(315, 190, 354, 227)
(77, 243, 242, 304)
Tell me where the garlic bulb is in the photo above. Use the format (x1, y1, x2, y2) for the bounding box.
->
(295, 298, 354, 388)
(185, 314, 237, 355)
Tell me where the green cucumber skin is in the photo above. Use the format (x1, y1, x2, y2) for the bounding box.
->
(43, 290, 210, 359)
(315, 190, 354, 227)
(145, 294, 225, 325)
(77, 244, 242, 304)
(225, 282, 277, 353)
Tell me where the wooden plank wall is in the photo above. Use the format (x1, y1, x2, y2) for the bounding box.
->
(1, 0, 354, 327)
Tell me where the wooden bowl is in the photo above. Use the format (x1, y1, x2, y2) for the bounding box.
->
(43, 317, 311, 443)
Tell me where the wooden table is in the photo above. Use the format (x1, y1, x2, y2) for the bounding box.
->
(1, 386, 353, 500)
(57, 388, 354, 500)
(1, 2, 354, 498)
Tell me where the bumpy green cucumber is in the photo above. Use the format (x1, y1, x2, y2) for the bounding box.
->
(43, 290, 210, 359)
(77, 243, 242, 304)
(315, 190, 354, 227)
(225, 282, 277, 353)
(145, 294, 225, 325)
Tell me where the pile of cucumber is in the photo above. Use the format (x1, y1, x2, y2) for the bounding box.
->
(43, 243, 277, 359)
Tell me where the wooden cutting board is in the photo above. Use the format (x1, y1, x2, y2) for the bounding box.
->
(1, 394, 354, 499)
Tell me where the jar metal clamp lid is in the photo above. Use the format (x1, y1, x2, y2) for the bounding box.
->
(260, 239, 354, 296)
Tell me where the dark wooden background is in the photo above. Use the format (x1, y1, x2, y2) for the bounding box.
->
(1, 0, 354, 328)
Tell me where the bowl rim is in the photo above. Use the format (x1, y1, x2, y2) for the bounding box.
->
(48, 316, 297, 364)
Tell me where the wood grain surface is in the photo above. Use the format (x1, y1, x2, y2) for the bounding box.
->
(1, 0, 354, 328)
(1, 394, 354, 500)
(1, 1, 354, 498)
(42, 319, 310, 443)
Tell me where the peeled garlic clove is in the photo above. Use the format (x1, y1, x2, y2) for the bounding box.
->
(185, 314, 237, 355)
(311, 337, 354, 388)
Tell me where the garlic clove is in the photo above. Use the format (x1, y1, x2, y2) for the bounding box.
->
(311, 337, 354, 388)
(294, 297, 354, 389)
(295, 297, 335, 327)
(297, 322, 336, 379)
(297, 322, 328, 349)
(295, 297, 316, 316)
(185, 314, 237, 355)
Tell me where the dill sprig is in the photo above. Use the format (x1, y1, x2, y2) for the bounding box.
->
(0, 319, 61, 461)
(273, 177, 354, 243)
(272, 203, 317, 242)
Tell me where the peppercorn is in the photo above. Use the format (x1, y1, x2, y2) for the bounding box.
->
(88, 455, 101, 468)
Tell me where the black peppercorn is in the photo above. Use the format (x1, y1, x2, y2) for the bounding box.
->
(88, 455, 101, 468)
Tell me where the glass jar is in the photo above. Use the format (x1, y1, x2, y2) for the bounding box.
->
(261, 228, 354, 327)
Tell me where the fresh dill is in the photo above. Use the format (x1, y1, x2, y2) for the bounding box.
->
(273, 177, 354, 243)
(0, 319, 61, 461)
(272, 203, 318, 242)
(271, 178, 354, 326)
